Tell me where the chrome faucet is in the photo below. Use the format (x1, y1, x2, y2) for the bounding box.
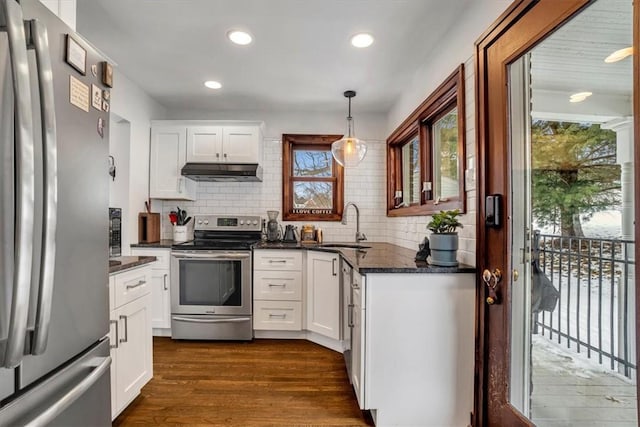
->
(342, 202, 367, 242)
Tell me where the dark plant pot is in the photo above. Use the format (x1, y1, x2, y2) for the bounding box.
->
(429, 233, 459, 267)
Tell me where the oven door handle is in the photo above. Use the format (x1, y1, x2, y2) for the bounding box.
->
(172, 316, 252, 324)
(171, 253, 250, 260)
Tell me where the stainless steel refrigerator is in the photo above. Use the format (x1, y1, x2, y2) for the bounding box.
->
(0, 0, 111, 425)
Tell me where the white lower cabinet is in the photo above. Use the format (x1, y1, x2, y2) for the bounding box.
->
(109, 265, 153, 420)
(254, 300, 302, 330)
(351, 271, 365, 409)
(131, 248, 171, 333)
(362, 272, 476, 427)
(253, 250, 302, 331)
(306, 251, 340, 340)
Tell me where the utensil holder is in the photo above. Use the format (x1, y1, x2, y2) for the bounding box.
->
(173, 225, 193, 243)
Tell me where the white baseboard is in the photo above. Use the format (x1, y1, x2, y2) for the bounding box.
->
(253, 330, 344, 353)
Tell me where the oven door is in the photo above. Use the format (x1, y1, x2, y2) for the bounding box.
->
(170, 251, 251, 316)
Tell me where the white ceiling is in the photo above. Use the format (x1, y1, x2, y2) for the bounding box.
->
(530, 0, 633, 119)
(76, 0, 473, 114)
(76, 0, 633, 118)
(531, 0, 632, 95)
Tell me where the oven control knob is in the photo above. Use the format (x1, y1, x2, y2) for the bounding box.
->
(240, 220, 244, 225)
(252, 220, 258, 225)
(204, 220, 209, 225)
(197, 219, 202, 224)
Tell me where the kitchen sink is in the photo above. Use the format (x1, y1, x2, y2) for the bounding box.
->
(320, 243, 371, 249)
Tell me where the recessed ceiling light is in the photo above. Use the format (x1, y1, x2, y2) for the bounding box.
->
(604, 47, 633, 63)
(227, 30, 253, 46)
(204, 80, 222, 89)
(569, 91, 592, 103)
(351, 33, 374, 48)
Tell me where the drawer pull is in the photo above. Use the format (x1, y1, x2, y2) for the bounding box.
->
(268, 260, 287, 264)
(126, 279, 146, 290)
(268, 313, 287, 319)
(267, 283, 286, 287)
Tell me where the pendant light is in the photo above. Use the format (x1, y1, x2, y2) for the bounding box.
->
(331, 90, 367, 167)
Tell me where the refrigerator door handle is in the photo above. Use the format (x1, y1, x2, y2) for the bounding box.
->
(22, 356, 111, 427)
(0, 0, 36, 369)
(25, 19, 58, 356)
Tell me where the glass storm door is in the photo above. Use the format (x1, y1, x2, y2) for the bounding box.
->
(476, 0, 638, 425)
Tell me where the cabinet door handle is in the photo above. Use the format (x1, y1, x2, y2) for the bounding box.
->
(351, 281, 359, 290)
(126, 279, 146, 290)
(109, 320, 118, 349)
(119, 315, 128, 344)
(332, 258, 337, 276)
(216, 152, 220, 159)
(163, 274, 168, 291)
(223, 153, 228, 160)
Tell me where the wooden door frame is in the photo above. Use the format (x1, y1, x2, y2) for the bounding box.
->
(474, 0, 639, 425)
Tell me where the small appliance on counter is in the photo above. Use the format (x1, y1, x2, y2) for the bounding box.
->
(301, 224, 317, 243)
(109, 207, 122, 257)
(265, 210, 282, 242)
(282, 225, 298, 243)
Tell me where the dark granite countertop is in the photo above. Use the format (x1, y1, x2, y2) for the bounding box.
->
(253, 242, 475, 274)
(130, 239, 174, 249)
(109, 256, 157, 274)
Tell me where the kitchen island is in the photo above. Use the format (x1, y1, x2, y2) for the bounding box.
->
(253, 242, 476, 427)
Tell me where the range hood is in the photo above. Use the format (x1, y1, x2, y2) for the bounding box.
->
(181, 163, 263, 182)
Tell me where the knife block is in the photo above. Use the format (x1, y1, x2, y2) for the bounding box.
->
(138, 213, 160, 243)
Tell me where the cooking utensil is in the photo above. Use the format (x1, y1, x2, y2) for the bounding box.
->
(169, 211, 178, 225)
(184, 216, 192, 225)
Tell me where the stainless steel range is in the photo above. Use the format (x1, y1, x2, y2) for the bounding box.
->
(170, 215, 262, 340)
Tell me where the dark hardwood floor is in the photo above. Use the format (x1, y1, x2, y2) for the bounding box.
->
(113, 337, 374, 426)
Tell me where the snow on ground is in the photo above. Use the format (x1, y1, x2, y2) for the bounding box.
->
(532, 334, 633, 382)
(534, 209, 623, 239)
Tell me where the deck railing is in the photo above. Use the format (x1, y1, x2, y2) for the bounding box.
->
(533, 231, 636, 378)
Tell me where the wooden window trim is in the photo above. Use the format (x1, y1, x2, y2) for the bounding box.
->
(282, 134, 344, 221)
(386, 64, 466, 217)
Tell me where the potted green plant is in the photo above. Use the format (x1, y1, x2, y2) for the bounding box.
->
(427, 209, 463, 266)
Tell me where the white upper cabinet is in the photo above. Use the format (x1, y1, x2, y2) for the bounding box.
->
(221, 126, 261, 163)
(149, 126, 196, 200)
(186, 126, 223, 163)
(186, 124, 262, 164)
